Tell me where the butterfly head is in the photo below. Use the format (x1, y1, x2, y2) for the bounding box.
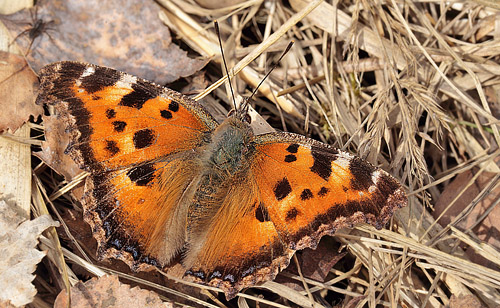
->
(227, 98, 252, 124)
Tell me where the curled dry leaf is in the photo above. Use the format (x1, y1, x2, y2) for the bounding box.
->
(0, 200, 59, 307)
(449, 294, 483, 308)
(276, 238, 346, 291)
(433, 170, 500, 269)
(0, 0, 208, 84)
(34, 114, 83, 182)
(296, 239, 346, 282)
(0, 51, 41, 133)
(53, 275, 173, 308)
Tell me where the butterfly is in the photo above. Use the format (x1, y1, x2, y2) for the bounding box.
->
(37, 61, 407, 299)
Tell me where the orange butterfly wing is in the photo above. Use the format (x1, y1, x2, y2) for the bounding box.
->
(38, 62, 217, 172)
(184, 132, 406, 298)
(37, 61, 217, 267)
(252, 133, 406, 246)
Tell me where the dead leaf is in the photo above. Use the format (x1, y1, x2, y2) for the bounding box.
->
(433, 170, 500, 268)
(296, 239, 345, 282)
(0, 200, 59, 307)
(53, 275, 173, 308)
(178, 71, 208, 95)
(0, 299, 17, 308)
(0, 0, 208, 84)
(342, 296, 366, 308)
(0, 0, 32, 15)
(449, 294, 484, 308)
(34, 114, 83, 182)
(0, 51, 41, 132)
(276, 238, 345, 291)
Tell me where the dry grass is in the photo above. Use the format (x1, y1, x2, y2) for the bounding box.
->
(22, 0, 500, 306)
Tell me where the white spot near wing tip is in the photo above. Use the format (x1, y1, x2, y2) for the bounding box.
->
(371, 170, 381, 184)
(335, 152, 351, 168)
(81, 66, 95, 78)
(116, 74, 137, 88)
(366, 170, 381, 194)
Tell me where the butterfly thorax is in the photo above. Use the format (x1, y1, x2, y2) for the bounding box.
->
(204, 117, 254, 176)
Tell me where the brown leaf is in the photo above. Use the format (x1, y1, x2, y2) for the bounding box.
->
(449, 294, 484, 308)
(433, 170, 500, 268)
(53, 275, 173, 308)
(0, 51, 41, 132)
(297, 239, 345, 282)
(34, 114, 82, 182)
(0, 299, 17, 308)
(178, 71, 208, 95)
(1, 0, 208, 84)
(341, 296, 365, 308)
(276, 238, 345, 291)
(0, 200, 59, 307)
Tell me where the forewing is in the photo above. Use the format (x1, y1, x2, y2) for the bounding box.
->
(37, 61, 217, 172)
(251, 132, 407, 250)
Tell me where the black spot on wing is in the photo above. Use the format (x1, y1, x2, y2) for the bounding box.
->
(112, 121, 127, 132)
(105, 140, 119, 156)
(119, 80, 158, 109)
(255, 203, 270, 222)
(300, 189, 313, 200)
(126, 163, 156, 186)
(286, 143, 299, 153)
(160, 110, 172, 119)
(349, 157, 376, 191)
(133, 129, 155, 149)
(318, 187, 329, 196)
(286, 208, 300, 222)
(80, 66, 121, 94)
(105, 108, 116, 119)
(310, 146, 338, 181)
(284, 154, 297, 163)
(169, 101, 179, 112)
(274, 177, 291, 201)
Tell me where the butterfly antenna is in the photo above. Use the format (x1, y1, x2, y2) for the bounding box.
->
(242, 41, 294, 116)
(214, 20, 238, 117)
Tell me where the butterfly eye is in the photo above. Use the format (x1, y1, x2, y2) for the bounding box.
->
(243, 114, 251, 124)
